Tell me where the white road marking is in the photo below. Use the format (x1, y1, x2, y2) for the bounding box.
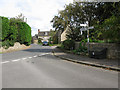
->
(2, 53, 51, 64)
(39, 53, 50, 56)
(1, 61, 10, 64)
(28, 57, 32, 59)
(33, 55, 37, 57)
(12, 59, 21, 62)
(22, 58, 27, 60)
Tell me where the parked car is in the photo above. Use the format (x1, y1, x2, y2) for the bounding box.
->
(42, 41, 49, 46)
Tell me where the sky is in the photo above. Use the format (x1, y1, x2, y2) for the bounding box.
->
(0, 0, 73, 36)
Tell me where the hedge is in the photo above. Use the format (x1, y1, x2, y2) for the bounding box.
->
(0, 16, 32, 48)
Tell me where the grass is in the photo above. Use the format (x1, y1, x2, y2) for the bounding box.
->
(49, 44, 61, 46)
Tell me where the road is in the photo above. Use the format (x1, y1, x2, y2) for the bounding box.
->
(2, 44, 118, 88)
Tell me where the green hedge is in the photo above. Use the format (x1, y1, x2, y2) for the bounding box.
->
(1, 16, 32, 48)
(17, 22, 31, 46)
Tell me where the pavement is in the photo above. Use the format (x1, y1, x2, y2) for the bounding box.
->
(53, 47, 120, 72)
(2, 44, 119, 88)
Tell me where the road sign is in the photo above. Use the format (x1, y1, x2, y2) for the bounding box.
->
(80, 24, 88, 27)
(88, 26, 94, 30)
(80, 26, 94, 31)
(80, 27, 87, 31)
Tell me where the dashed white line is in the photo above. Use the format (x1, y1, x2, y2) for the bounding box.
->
(2, 53, 51, 64)
(39, 53, 50, 56)
(22, 58, 27, 60)
(12, 59, 21, 62)
(1, 61, 10, 64)
(33, 55, 37, 57)
(28, 57, 32, 59)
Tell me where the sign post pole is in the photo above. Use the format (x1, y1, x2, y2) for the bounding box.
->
(80, 21, 94, 55)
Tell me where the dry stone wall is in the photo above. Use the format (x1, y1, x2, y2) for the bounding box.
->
(75, 42, 120, 60)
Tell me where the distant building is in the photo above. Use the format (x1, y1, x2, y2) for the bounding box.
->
(38, 29, 50, 42)
(32, 35, 38, 44)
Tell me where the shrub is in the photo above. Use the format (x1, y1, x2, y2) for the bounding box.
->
(38, 38, 42, 44)
(79, 42, 87, 53)
(62, 39, 75, 50)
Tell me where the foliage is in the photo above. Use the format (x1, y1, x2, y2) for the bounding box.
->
(38, 38, 42, 44)
(52, 35, 58, 44)
(72, 42, 87, 55)
(1, 14, 32, 49)
(51, 2, 120, 44)
(1, 17, 10, 42)
(101, 16, 120, 43)
(49, 29, 57, 44)
(62, 39, 75, 50)
(17, 22, 31, 46)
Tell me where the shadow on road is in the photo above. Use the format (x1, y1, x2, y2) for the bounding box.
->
(22, 49, 53, 53)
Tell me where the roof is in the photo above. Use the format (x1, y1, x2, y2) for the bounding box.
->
(38, 31, 50, 36)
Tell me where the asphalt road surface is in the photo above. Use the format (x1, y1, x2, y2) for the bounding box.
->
(2, 44, 118, 88)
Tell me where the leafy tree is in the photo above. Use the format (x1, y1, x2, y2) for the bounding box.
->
(101, 16, 120, 43)
(51, 1, 120, 44)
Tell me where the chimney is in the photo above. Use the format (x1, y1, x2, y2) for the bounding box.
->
(38, 29, 40, 33)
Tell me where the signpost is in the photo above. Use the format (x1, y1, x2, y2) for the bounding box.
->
(80, 21, 94, 54)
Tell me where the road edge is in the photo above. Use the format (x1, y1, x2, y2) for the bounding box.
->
(52, 50, 120, 72)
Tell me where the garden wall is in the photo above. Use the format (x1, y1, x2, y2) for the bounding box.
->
(75, 42, 120, 60)
(0, 42, 30, 53)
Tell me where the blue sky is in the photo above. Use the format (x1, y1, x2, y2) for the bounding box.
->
(0, 0, 73, 36)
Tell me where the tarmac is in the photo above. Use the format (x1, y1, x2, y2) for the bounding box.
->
(52, 47, 120, 72)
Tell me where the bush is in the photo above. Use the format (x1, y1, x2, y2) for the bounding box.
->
(38, 38, 42, 44)
(72, 42, 87, 55)
(79, 42, 87, 52)
(62, 39, 75, 50)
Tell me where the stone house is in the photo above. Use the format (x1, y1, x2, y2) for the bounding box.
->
(61, 25, 70, 42)
(38, 29, 50, 42)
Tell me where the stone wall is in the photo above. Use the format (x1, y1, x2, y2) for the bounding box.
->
(75, 42, 120, 60)
(0, 42, 30, 53)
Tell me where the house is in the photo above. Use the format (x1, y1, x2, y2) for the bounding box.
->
(61, 25, 70, 42)
(38, 29, 50, 42)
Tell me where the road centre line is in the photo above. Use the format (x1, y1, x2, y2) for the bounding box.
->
(22, 58, 27, 60)
(33, 55, 38, 57)
(2, 53, 51, 64)
(28, 57, 32, 59)
(39, 53, 50, 56)
(1, 61, 10, 64)
(12, 59, 21, 62)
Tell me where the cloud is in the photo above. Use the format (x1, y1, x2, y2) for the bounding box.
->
(0, 0, 73, 36)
